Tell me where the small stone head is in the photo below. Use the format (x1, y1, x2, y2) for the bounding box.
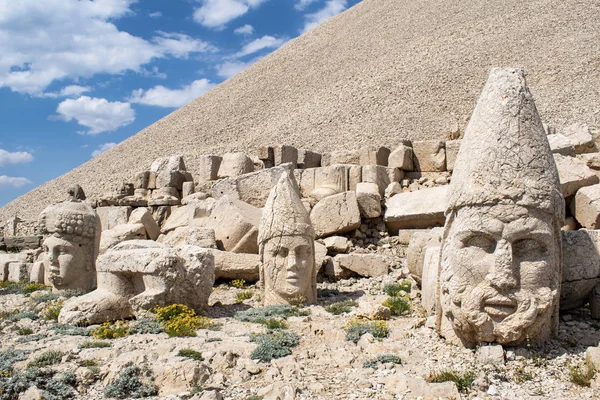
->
(39, 198, 100, 291)
(259, 172, 317, 306)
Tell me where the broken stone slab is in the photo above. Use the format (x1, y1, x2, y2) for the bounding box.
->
(578, 153, 600, 170)
(149, 187, 181, 206)
(384, 186, 447, 232)
(211, 249, 260, 282)
(198, 155, 222, 181)
(571, 184, 600, 229)
(155, 170, 190, 190)
(310, 191, 361, 238)
(330, 150, 360, 165)
(421, 246, 440, 315)
(322, 236, 352, 254)
(161, 205, 190, 234)
(412, 140, 446, 172)
(159, 226, 217, 249)
(297, 150, 321, 169)
(188, 198, 217, 223)
(563, 123, 596, 154)
(273, 145, 298, 167)
(554, 154, 599, 197)
(333, 253, 389, 277)
(388, 144, 414, 171)
(406, 228, 443, 284)
(355, 182, 382, 218)
(444, 140, 461, 172)
(383, 373, 459, 398)
(547, 134, 576, 157)
(384, 182, 402, 199)
(218, 152, 254, 179)
(359, 146, 390, 166)
(561, 229, 600, 311)
(3, 236, 41, 251)
(182, 181, 195, 198)
(96, 206, 132, 231)
(99, 223, 147, 254)
(182, 191, 208, 205)
(476, 345, 505, 365)
(128, 208, 160, 241)
(361, 165, 403, 197)
(306, 165, 352, 201)
(8, 262, 29, 282)
(150, 155, 186, 173)
(314, 241, 328, 274)
(205, 196, 261, 254)
(29, 261, 45, 285)
(134, 171, 155, 189)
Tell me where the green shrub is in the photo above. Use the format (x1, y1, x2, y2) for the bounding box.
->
(103, 365, 157, 398)
(178, 349, 204, 361)
(0, 367, 76, 400)
(0, 348, 28, 375)
(30, 292, 60, 304)
(325, 300, 358, 315)
(569, 358, 597, 387)
(78, 359, 99, 367)
(263, 318, 287, 330)
(363, 354, 402, 368)
(288, 295, 307, 307)
(79, 341, 111, 349)
(153, 304, 212, 337)
(246, 396, 264, 400)
(2, 310, 38, 321)
(15, 334, 46, 343)
(91, 320, 130, 339)
(27, 350, 65, 368)
(382, 296, 410, 316)
(249, 331, 299, 361)
(53, 324, 90, 336)
(234, 305, 308, 324)
(344, 318, 389, 342)
(231, 279, 246, 288)
(22, 283, 50, 294)
(427, 368, 476, 392)
(41, 299, 64, 321)
(235, 290, 255, 304)
(16, 327, 34, 336)
(383, 281, 412, 297)
(132, 317, 164, 335)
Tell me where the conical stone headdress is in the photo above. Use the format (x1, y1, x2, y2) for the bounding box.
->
(258, 171, 314, 245)
(39, 200, 98, 244)
(447, 68, 564, 223)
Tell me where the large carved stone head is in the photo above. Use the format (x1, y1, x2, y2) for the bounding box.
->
(438, 68, 564, 347)
(39, 192, 100, 292)
(259, 172, 317, 306)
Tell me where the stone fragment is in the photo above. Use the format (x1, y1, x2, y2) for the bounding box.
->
(412, 140, 446, 172)
(356, 303, 392, 320)
(355, 182, 382, 218)
(297, 150, 321, 168)
(149, 187, 181, 206)
(330, 150, 360, 165)
(218, 152, 254, 178)
(578, 152, 600, 170)
(309, 165, 351, 202)
(361, 165, 403, 197)
(151, 205, 172, 227)
(182, 181, 195, 198)
(554, 154, 599, 197)
(406, 228, 442, 284)
(29, 261, 45, 284)
(384, 373, 460, 398)
(155, 170, 189, 190)
(322, 236, 351, 253)
(154, 360, 210, 396)
(188, 198, 217, 223)
(99, 223, 147, 254)
(360, 146, 390, 166)
(258, 146, 274, 168)
(198, 155, 222, 181)
(333, 253, 389, 277)
(159, 226, 217, 249)
(150, 155, 186, 173)
(273, 145, 298, 167)
(384, 186, 447, 232)
(421, 246, 440, 315)
(388, 144, 414, 171)
(314, 241, 328, 273)
(8, 262, 28, 282)
(560, 230, 600, 311)
(384, 182, 402, 199)
(161, 205, 190, 233)
(476, 345, 505, 365)
(547, 134, 576, 157)
(134, 171, 154, 189)
(571, 184, 600, 228)
(96, 206, 132, 231)
(586, 347, 600, 370)
(310, 191, 361, 238)
(205, 196, 261, 254)
(211, 249, 260, 282)
(128, 207, 160, 240)
(563, 122, 596, 154)
(444, 139, 461, 172)
(320, 153, 331, 167)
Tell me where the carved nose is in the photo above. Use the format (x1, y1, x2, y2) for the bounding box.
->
(489, 240, 518, 290)
(287, 253, 297, 270)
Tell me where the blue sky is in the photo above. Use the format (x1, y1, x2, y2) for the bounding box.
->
(0, 0, 361, 207)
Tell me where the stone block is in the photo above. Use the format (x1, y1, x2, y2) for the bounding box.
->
(564, 123, 596, 154)
(571, 184, 600, 229)
(355, 182, 382, 218)
(188, 198, 216, 220)
(149, 187, 181, 206)
(359, 146, 390, 166)
(554, 154, 599, 197)
(412, 140, 446, 172)
(384, 186, 447, 232)
(421, 246, 440, 315)
(273, 145, 298, 167)
(561, 230, 600, 310)
(128, 207, 160, 240)
(348, 165, 363, 191)
(321, 153, 331, 167)
(211, 249, 260, 282)
(29, 261, 45, 284)
(314, 241, 328, 273)
(205, 196, 261, 253)
(586, 347, 600, 370)
(151, 205, 172, 227)
(322, 236, 352, 253)
(310, 165, 350, 202)
(3, 236, 41, 251)
(406, 228, 442, 283)
(8, 262, 28, 282)
(330, 150, 360, 165)
(476, 345, 505, 365)
(134, 171, 154, 189)
(197, 155, 222, 181)
(361, 165, 403, 197)
(297, 150, 321, 169)
(97, 206, 132, 231)
(578, 153, 600, 170)
(150, 155, 186, 173)
(161, 205, 190, 233)
(99, 223, 147, 254)
(385, 182, 403, 199)
(258, 146, 274, 168)
(156, 170, 188, 190)
(159, 226, 217, 249)
(218, 152, 254, 178)
(548, 134, 576, 157)
(310, 191, 361, 238)
(182, 181, 195, 198)
(444, 140, 461, 172)
(388, 144, 414, 171)
(333, 253, 389, 277)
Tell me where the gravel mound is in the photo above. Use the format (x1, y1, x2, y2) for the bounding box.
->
(2, 0, 600, 220)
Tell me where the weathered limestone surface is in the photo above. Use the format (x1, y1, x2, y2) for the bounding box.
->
(273, 145, 298, 167)
(330, 150, 360, 165)
(297, 150, 321, 169)
(388, 144, 414, 171)
(554, 154, 599, 197)
(406, 228, 442, 284)
(412, 140, 446, 172)
(161, 205, 190, 233)
(547, 134, 576, 157)
(97, 206, 132, 231)
(218, 152, 254, 179)
(578, 152, 600, 170)
(561, 230, 600, 311)
(305, 165, 351, 202)
(128, 207, 160, 240)
(444, 140, 461, 172)
(322, 236, 352, 253)
(8, 262, 29, 282)
(563, 123, 596, 154)
(361, 165, 403, 197)
(421, 246, 441, 315)
(149, 187, 181, 206)
(99, 223, 147, 254)
(310, 191, 361, 238)
(212, 249, 260, 282)
(197, 155, 222, 181)
(571, 184, 600, 229)
(360, 146, 390, 166)
(384, 186, 447, 232)
(205, 196, 261, 254)
(158, 226, 217, 249)
(333, 253, 389, 277)
(355, 182, 382, 218)
(150, 156, 186, 174)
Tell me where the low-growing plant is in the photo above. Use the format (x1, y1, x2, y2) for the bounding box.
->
(103, 365, 157, 398)
(325, 300, 358, 315)
(2, 310, 39, 321)
(30, 292, 60, 304)
(53, 324, 90, 336)
(0, 366, 77, 400)
(249, 330, 300, 361)
(363, 354, 402, 368)
(426, 368, 476, 392)
(15, 333, 46, 343)
(16, 327, 34, 336)
(0, 348, 28, 375)
(27, 350, 65, 368)
(569, 357, 597, 387)
(91, 320, 130, 339)
(288, 295, 307, 307)
(78, 359, 99, 367)
(58, 288, 87, 298)
(263, 318, 288, 330)
(382, 296, 410, 316)
(178, 348, 204, 361)
(132, 317, 164, 335)
(22, 283, 50, 294)
(235, 290, 254, 304)
(231, 279, 246, 288)
(206, 337, 222, 342)
(317, 288, 340, 298)
(246, 396, 264, 400)
(344, 318, 389, 342)
(79, 341, 111, 349)
(383, 281, 412, 297)
(154, 304, 212, 337)
(41, 299, 64, 321)
(234, 305, 309, 324)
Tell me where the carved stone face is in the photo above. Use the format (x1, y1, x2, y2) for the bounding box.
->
(440, 204, 560, 345)
(43, 235, 90, 290)
(262, 235, 314, 304)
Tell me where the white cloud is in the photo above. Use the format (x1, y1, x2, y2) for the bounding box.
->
(149, 11, 162, 18)
(0, 176, 31, 188)
(302, 0, 347, 33)
(129, 79, 216, 108)
(234, 24, 254, 35)
(295, 0, 319, 11)
(193, 0, 267, 28)
(0, 0, 215, 95)
(91, 142, 117, 157)
(216, 61, 253, 79)
(0, 149, 34, 166)
(41, 85, 91, 99)
(235, 35, 287, 58)
(56, 96, 135, 135)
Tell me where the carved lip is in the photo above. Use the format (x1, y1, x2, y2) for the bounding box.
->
(483, 296, 517, 319)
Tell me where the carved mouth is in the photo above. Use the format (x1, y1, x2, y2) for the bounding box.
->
(483, 296, 517, 319)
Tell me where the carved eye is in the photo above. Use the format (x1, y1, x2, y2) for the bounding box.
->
(277, 248, 289, 258)
(513, 238, 547, 259)
(464, 235, 496, 253)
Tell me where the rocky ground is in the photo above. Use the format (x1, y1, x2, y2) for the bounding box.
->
(1, 264, 600, 400)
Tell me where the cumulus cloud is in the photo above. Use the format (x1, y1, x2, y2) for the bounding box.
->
(234, 24, 254, 35)
(235, 35, 287, 58)
(193, 0, 268, 28)
(216, 61, 254, 79)
(149, 11, 162, 18)
(129, 79, 216, 108)
(40, 85, 91, 99)
(295, 0, 319, 11)
(0, 149, 34, 167)
(56, 96, 135, 135)
(0, 176, 31, 188)
(302, 0, 347, 33)
(0, 0, 215, 94)
(91, 142, 117, 157)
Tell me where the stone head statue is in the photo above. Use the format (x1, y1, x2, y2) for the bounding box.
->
(438, 68, 564, 347)
(39, 192, 100, 292)
(259, 172, 317, 306)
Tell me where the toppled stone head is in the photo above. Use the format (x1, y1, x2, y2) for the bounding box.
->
(39, 190, 100, 292)
(438, 68, 564, 347)
(259, 172, 317, 306)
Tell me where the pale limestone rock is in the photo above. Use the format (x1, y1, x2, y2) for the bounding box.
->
(445, 139, 461, 172)
(578, 152, 600, 170)
(561, 230, 600, 311)
(205, 196, 261, 254)
(198, 155, 222, 181)
(218, 152, 254, 178)
(297, 150, 321, 169)
(134, 171, 154, 189)
(99, 223, 146, 254)
(155, 170, 189, 190)
(421, 246, 440, 315)
(161, 205, 190, 233)
(309, 165, 350, 202)
(384, 186, 447, 232)
(330, 150, 360, 165)
(388, 144, 414, 171)
(586, 347, 600, 370)
(571, 184, 600, 228)
(154, 359, 210, 396)
(348, 165, 363, 191)
(29, 261, 45, 285)
(158, 226, 217, 249)
(384, 182, 402, 199)
(259, 172, 317, 306)
(149, 187, 181, 206)
(182, 191, 209, 205)
(476, 345, 505, 365)
(406, 228, 442, 284)
(359, 146, 390, 166)
(334, 253, 389, 277)
(150, 155, 186, 173)
(258, 146, 274, 168)
(8, 262, 28, 282)
(554, 153, 599, 197)
(356, 302, 392, 320)
(412, 140, 446, 172)
(128, 207, 160, 240)
(58, 240, 214, 325)
(0, 254, 19, 282)
(182, 181, 195, 198)
(439, 68, 564, 347)
(211, 249, 260, 281)
(355, 182, 382, 218)
(564, 122, 596, 154)
(96, 206, 131, 231)
(310, 191, 361, 238)
(322, 236, 352, 253)
(361, 165, 403, 197)
(547, 133, 576, 156)
(273, 145, 298, 167)
(383, 373, 459, 398)
(314, 241, 328, 273)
